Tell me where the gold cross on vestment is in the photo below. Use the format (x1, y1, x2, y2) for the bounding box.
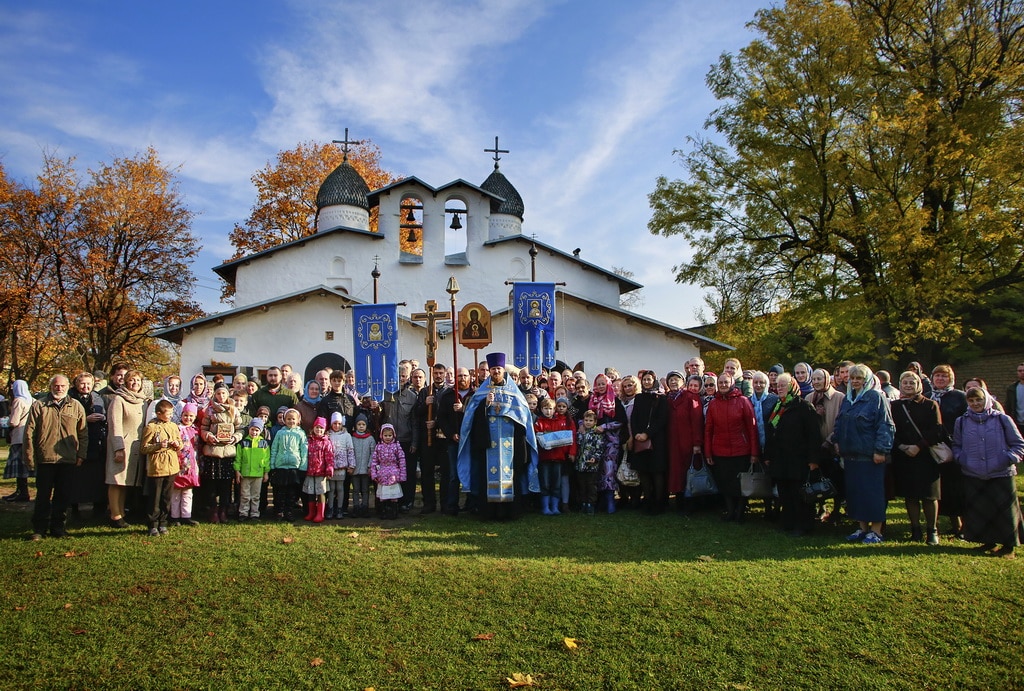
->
(410, 300, 451, 366)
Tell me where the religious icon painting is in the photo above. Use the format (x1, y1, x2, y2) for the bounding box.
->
(353, 304, 399, 399)
(512, 283, 556, 375)
(459, 301, 492, 348)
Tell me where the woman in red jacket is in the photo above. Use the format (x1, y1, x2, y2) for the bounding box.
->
(705, 372, 760, 522)
(665, 370, 705, 515)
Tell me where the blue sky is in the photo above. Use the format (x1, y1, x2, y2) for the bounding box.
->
(0, 0, 767, 327)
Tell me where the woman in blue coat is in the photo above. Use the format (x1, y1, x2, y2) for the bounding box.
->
(834, 364, 895, 544)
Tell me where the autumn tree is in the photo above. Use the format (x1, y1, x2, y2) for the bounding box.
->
(226, 140, 396, 295)
(649, 0, 1024, 368)
(0, 149, 203, 386)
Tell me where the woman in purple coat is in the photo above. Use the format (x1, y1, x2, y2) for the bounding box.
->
(952, 388, 1024, 559)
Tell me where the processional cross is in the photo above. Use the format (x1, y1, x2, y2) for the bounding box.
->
(410, 300, 451, 367)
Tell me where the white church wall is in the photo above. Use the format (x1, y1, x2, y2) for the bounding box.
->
(231, 233, 623, 320)
(177, 295, 423, 380)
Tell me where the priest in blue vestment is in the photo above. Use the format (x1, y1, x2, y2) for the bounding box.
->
(457, 352, 538, 519)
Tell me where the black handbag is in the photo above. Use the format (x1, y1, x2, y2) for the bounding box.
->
(801, 469, 837, 504)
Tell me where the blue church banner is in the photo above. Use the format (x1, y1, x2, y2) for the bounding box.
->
(353, 303, 399, 399)
(512, 282, 556, 375)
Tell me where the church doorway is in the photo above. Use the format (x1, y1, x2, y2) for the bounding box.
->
(304, 353, 353, 385)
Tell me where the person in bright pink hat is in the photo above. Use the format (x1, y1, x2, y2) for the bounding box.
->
(304, 416, 333, 522)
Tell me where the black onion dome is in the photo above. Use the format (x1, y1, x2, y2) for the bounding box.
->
(316, 161, 370, 210)
(480, 168, 524, 219)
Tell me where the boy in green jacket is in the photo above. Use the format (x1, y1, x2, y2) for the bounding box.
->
(234, 418, 270, 520)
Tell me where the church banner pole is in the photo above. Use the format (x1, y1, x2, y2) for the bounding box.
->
(446, 277, 460, 377)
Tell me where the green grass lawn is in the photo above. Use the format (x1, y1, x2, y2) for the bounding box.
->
(1, 451, 1022, 690)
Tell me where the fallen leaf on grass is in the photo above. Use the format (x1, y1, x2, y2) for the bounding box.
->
(33, 551, 43, 558)
(367, 546, 376, 551)
(281, 537, 295, 544)
(506, 672, 537, 688)
(71, 628, 87, 635)
(206, 632, 215, 637)
(472, 633, 495, 641)
(348, 532, 360, 538)
(62, 603, 72, 610)
(563, 637, 579, 650)
(485, 532, 499, 537)
(697, 555, 715, 562)
(14, 606, 26, 612)
(310, 658, 324, 667)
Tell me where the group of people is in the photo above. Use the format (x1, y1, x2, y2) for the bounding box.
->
(7, 355, 1024, 557)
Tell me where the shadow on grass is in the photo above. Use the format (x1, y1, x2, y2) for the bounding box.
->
(376, 508, 977, 564)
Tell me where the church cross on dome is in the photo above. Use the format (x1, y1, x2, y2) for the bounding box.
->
(484, 135, 509, 170)
(331, 128, 364, 163)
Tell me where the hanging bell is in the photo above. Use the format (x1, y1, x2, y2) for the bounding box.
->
(406, 227, 417, 243)
(449, 213, 462, 230)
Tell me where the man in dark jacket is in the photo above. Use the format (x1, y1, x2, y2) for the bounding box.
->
(436, 367, 474, 514)
(412, 363, 450, 514)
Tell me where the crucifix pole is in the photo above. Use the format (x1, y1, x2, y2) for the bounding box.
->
(446, 277, 460, 377)
(410, 300, 452, 448)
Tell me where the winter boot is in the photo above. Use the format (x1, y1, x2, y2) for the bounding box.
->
(540, 496, 553, 515)
(550, 496, 561, 515)
(313, 502, 325, 523)
(304, 501, 316, 522)
(209, 508, 220, 524)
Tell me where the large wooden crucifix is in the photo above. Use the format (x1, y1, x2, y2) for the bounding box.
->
(410, 300, 451, 367)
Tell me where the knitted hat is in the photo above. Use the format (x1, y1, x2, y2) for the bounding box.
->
(769, 364, 785, 375)
(330, 412, 345, 426)
(666, 370, 685, 382)
(182, 402, 198, 416)
(276, 405, 290, 415)
(355, 413, 368, 427)
(313, 416, 327, 429)
(248, 418, 265, 431)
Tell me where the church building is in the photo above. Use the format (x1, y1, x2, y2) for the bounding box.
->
(156, 139, 730, 384)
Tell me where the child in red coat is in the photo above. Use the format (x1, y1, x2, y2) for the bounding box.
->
(534, 397, 577, 515)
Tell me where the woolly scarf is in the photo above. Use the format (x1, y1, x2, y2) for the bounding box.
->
(768, 379, 801, 428)
(114, 385, 146, 406)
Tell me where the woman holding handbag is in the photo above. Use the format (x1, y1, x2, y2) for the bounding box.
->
(665, 370, 705, 515)
(891, 371, 944, 545)
(764, 374, 823, 537)
(620, 375, 667, 514)
(705, 372, 760, 523)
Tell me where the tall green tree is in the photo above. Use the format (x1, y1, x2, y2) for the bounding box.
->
(649, 0, 1024, 368)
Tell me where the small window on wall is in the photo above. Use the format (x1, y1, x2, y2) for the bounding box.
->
(445, 197, 468, 265)
(400, 196, 423, 264)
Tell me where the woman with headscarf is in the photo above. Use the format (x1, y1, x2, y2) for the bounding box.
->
(297, 380, 323, 432)
(891, 371, 944, 544)
(665, 370, 704, 515)
(639, 370, 661, 395)
(700, 374, 717, 415)
(809, 367, 845, 522)
(3, 380, 34, 502)
(184, 374, 210, 428)
(793, 362, 814, 398)
(145, 375, 185, 424)
(569, 377, 591, 425)
(952, 388, 1024, 559)
(834, 364, 895, 544)
(764, 374, 824, 536)
(589, 373, 626, 512)
(105, 369, 149, 528)
(705, 372, 760, 522)
(200, 382, 243, 523)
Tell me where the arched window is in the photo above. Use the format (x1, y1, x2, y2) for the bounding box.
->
(399, 195, 423, 264)
(444, 197, 468, 265)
